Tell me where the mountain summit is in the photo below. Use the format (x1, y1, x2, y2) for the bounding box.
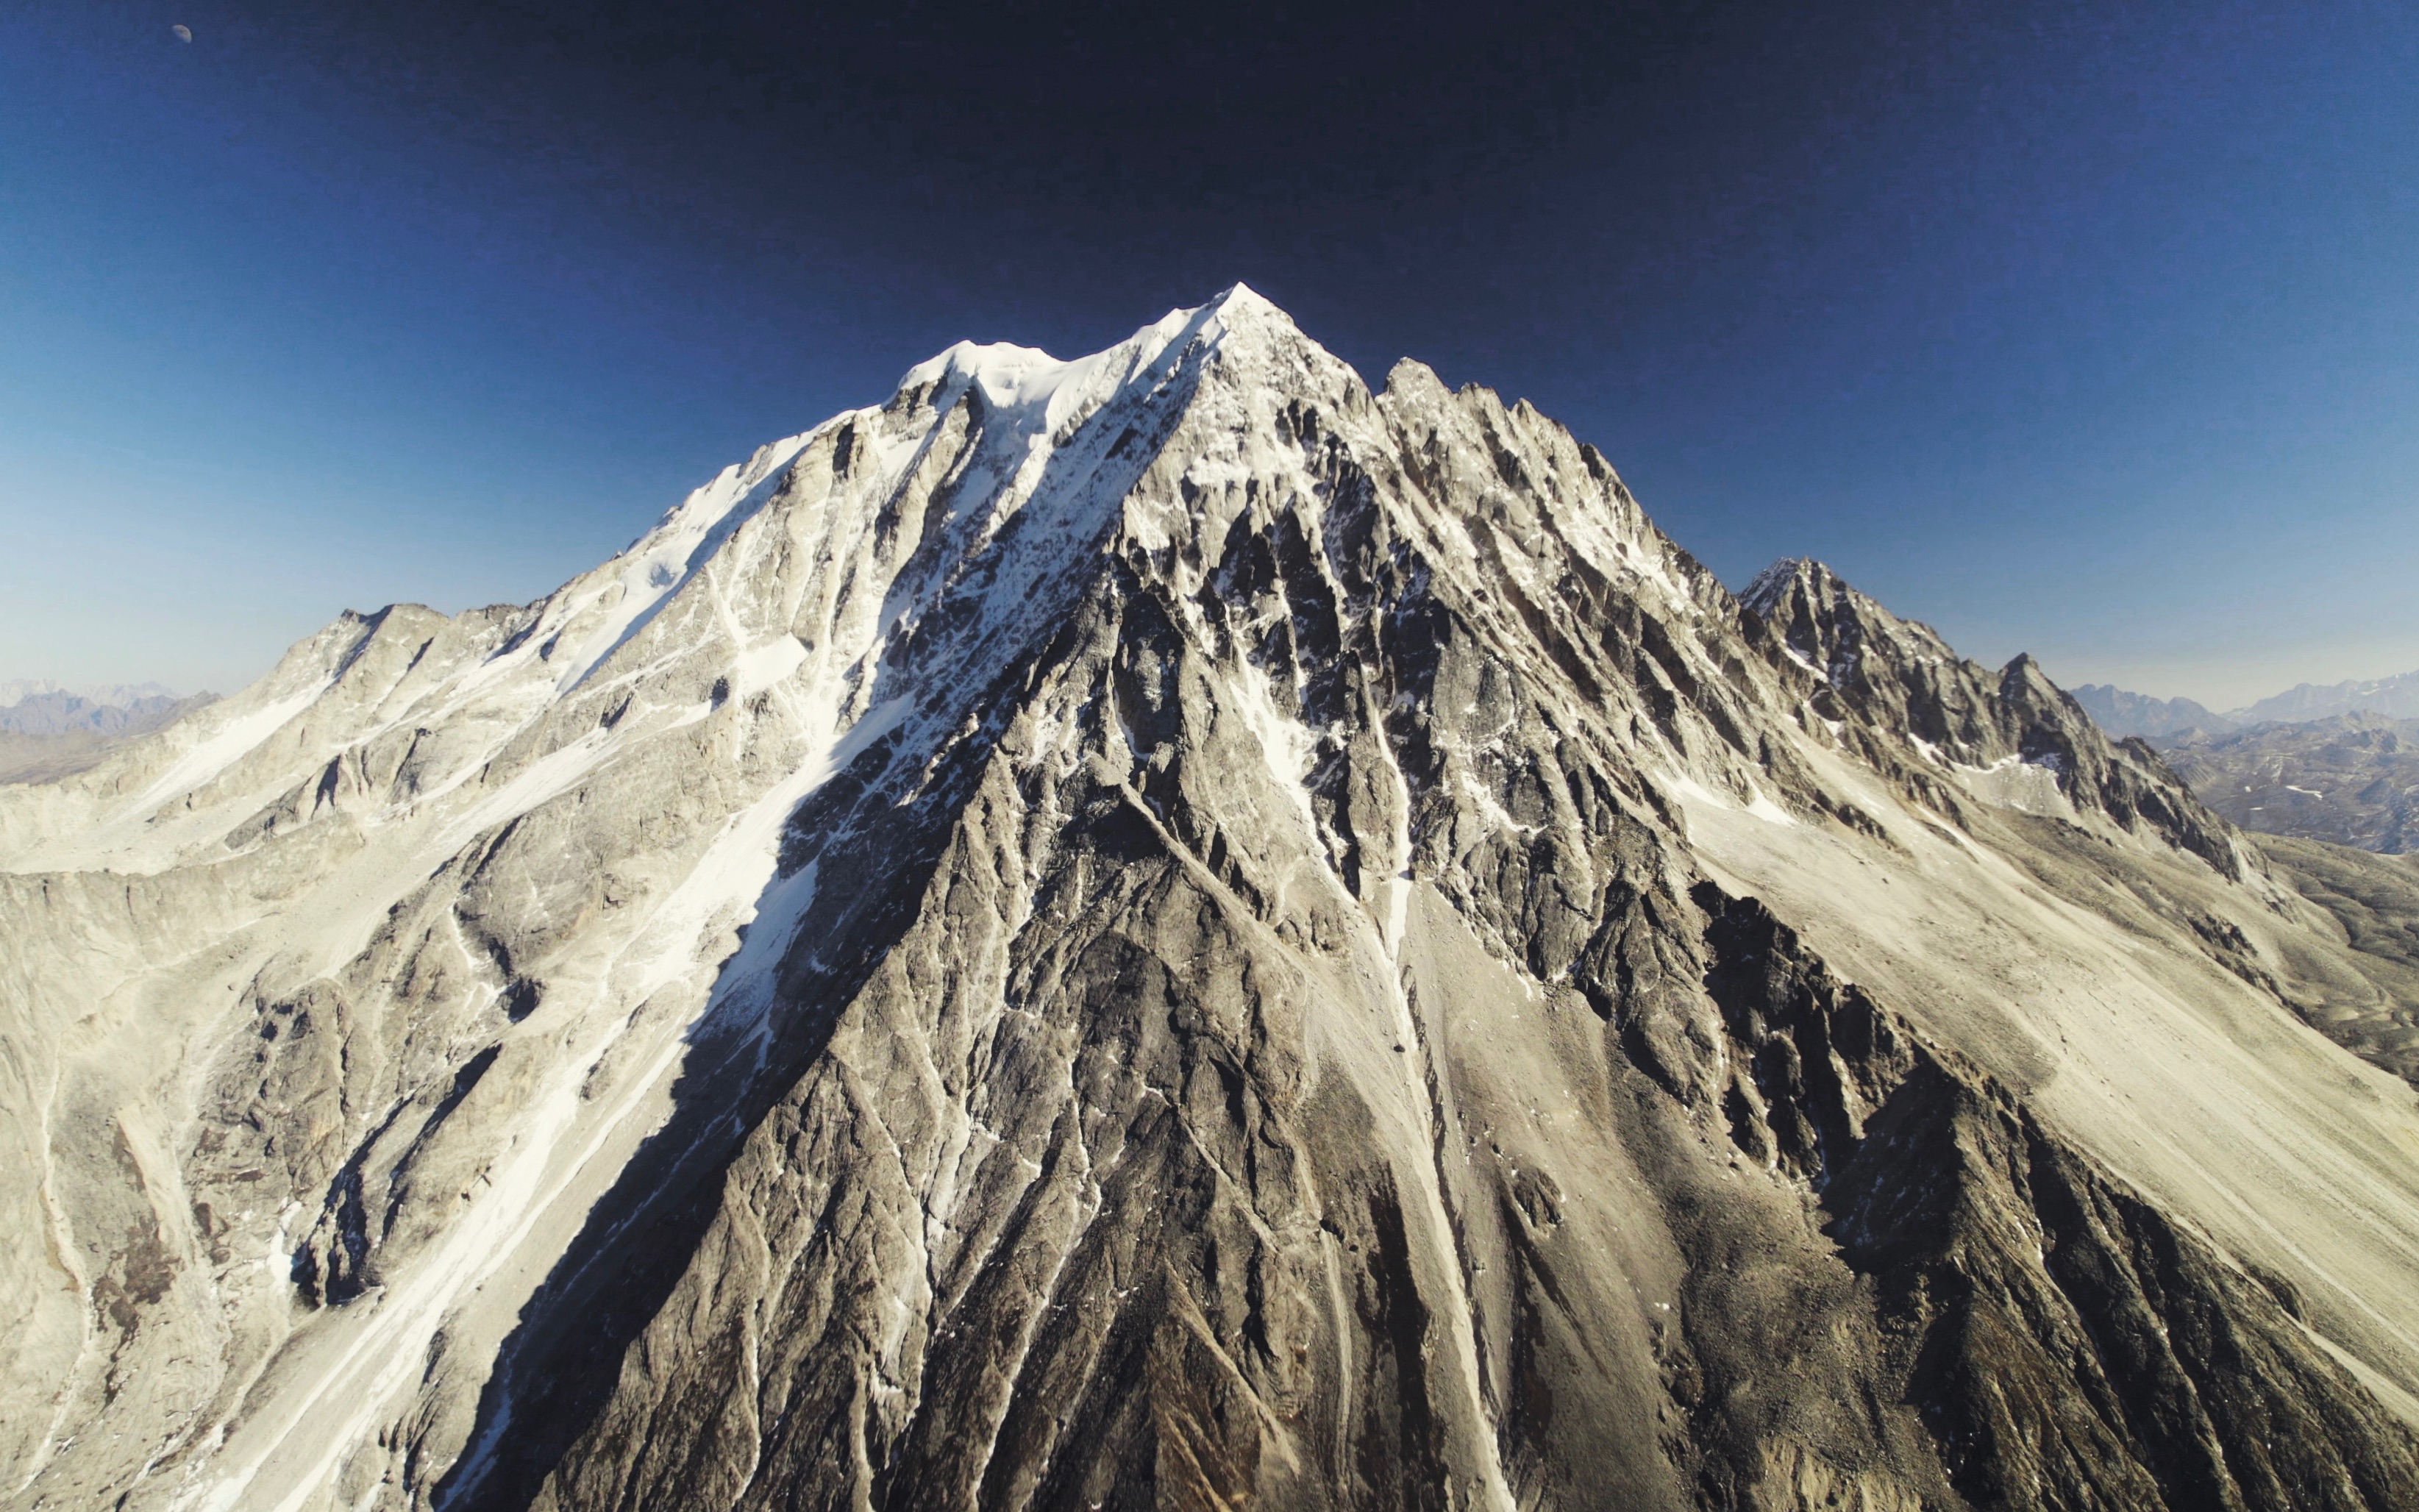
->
(6, 293, 2419, 1511)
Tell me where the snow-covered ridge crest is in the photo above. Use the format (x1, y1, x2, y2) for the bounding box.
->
(546, 427, 822, 695)
(899, 280, 1286, 429)
(0, 287, 1275, 877)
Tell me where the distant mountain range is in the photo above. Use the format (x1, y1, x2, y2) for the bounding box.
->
(2068, 683, 2237, 738)
(0, 677, 180, 711)
(2159, 713, 2419, 854)
(0, 683, 215, 783)
(2236, 669, 2419, 724)
(0, 687, 198, 737)
(2070, 674, 2419, 855)
(2073, 668, 2419, 739)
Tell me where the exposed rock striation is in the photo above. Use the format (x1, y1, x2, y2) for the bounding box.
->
(5, 290, 2419, 1511)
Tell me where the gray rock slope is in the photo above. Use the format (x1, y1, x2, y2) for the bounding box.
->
(7, 289, 2419, 1511)
(2255, 835, 2419, 1085)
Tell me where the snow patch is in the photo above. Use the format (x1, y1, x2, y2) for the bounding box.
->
(1229, 656, 1318, 830)
(732, 636, 808, 701)
(553, 430, 816, 694)
(1661, 769, 1796, 826)
(1744, 791, 1798, 827)
(1952, 754, 2070, 817)
(126, 680, 329, 817)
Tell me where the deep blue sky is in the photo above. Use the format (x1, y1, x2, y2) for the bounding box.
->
(4, 0, 2415, 707)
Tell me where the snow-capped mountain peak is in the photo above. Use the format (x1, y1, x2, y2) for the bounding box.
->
(4, 290, 2418, 1512)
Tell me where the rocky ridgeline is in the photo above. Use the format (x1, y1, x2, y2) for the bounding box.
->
(4, 289, 2419, 1511)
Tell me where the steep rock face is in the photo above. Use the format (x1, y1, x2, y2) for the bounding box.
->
(1695, 887, 2418, 1511)
(4, 290, 2419, 1512)
(1741, 559, 2240, 877)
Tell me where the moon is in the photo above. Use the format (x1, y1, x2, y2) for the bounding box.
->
(172, 24, 192, 42)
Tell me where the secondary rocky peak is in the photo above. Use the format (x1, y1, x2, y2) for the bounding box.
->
(1742, 556, 1956, 681)
(1732, 555, 2242, 877)
(1738, 552, 1834, 616)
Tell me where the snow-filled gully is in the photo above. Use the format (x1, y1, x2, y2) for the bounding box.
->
(176, 710, 863, 1512)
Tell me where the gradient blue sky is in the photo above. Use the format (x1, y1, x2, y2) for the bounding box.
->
(4, 0, 2415, 707)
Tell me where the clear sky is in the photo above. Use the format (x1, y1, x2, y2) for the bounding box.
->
(4, 0, 2415, 709)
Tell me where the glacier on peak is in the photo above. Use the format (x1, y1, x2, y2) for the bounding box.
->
(896, 281, 1285, 424)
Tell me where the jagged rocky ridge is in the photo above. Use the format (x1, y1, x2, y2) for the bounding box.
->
(1742, 560, 2239, 877)
(5, 289, 2419, 1511)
